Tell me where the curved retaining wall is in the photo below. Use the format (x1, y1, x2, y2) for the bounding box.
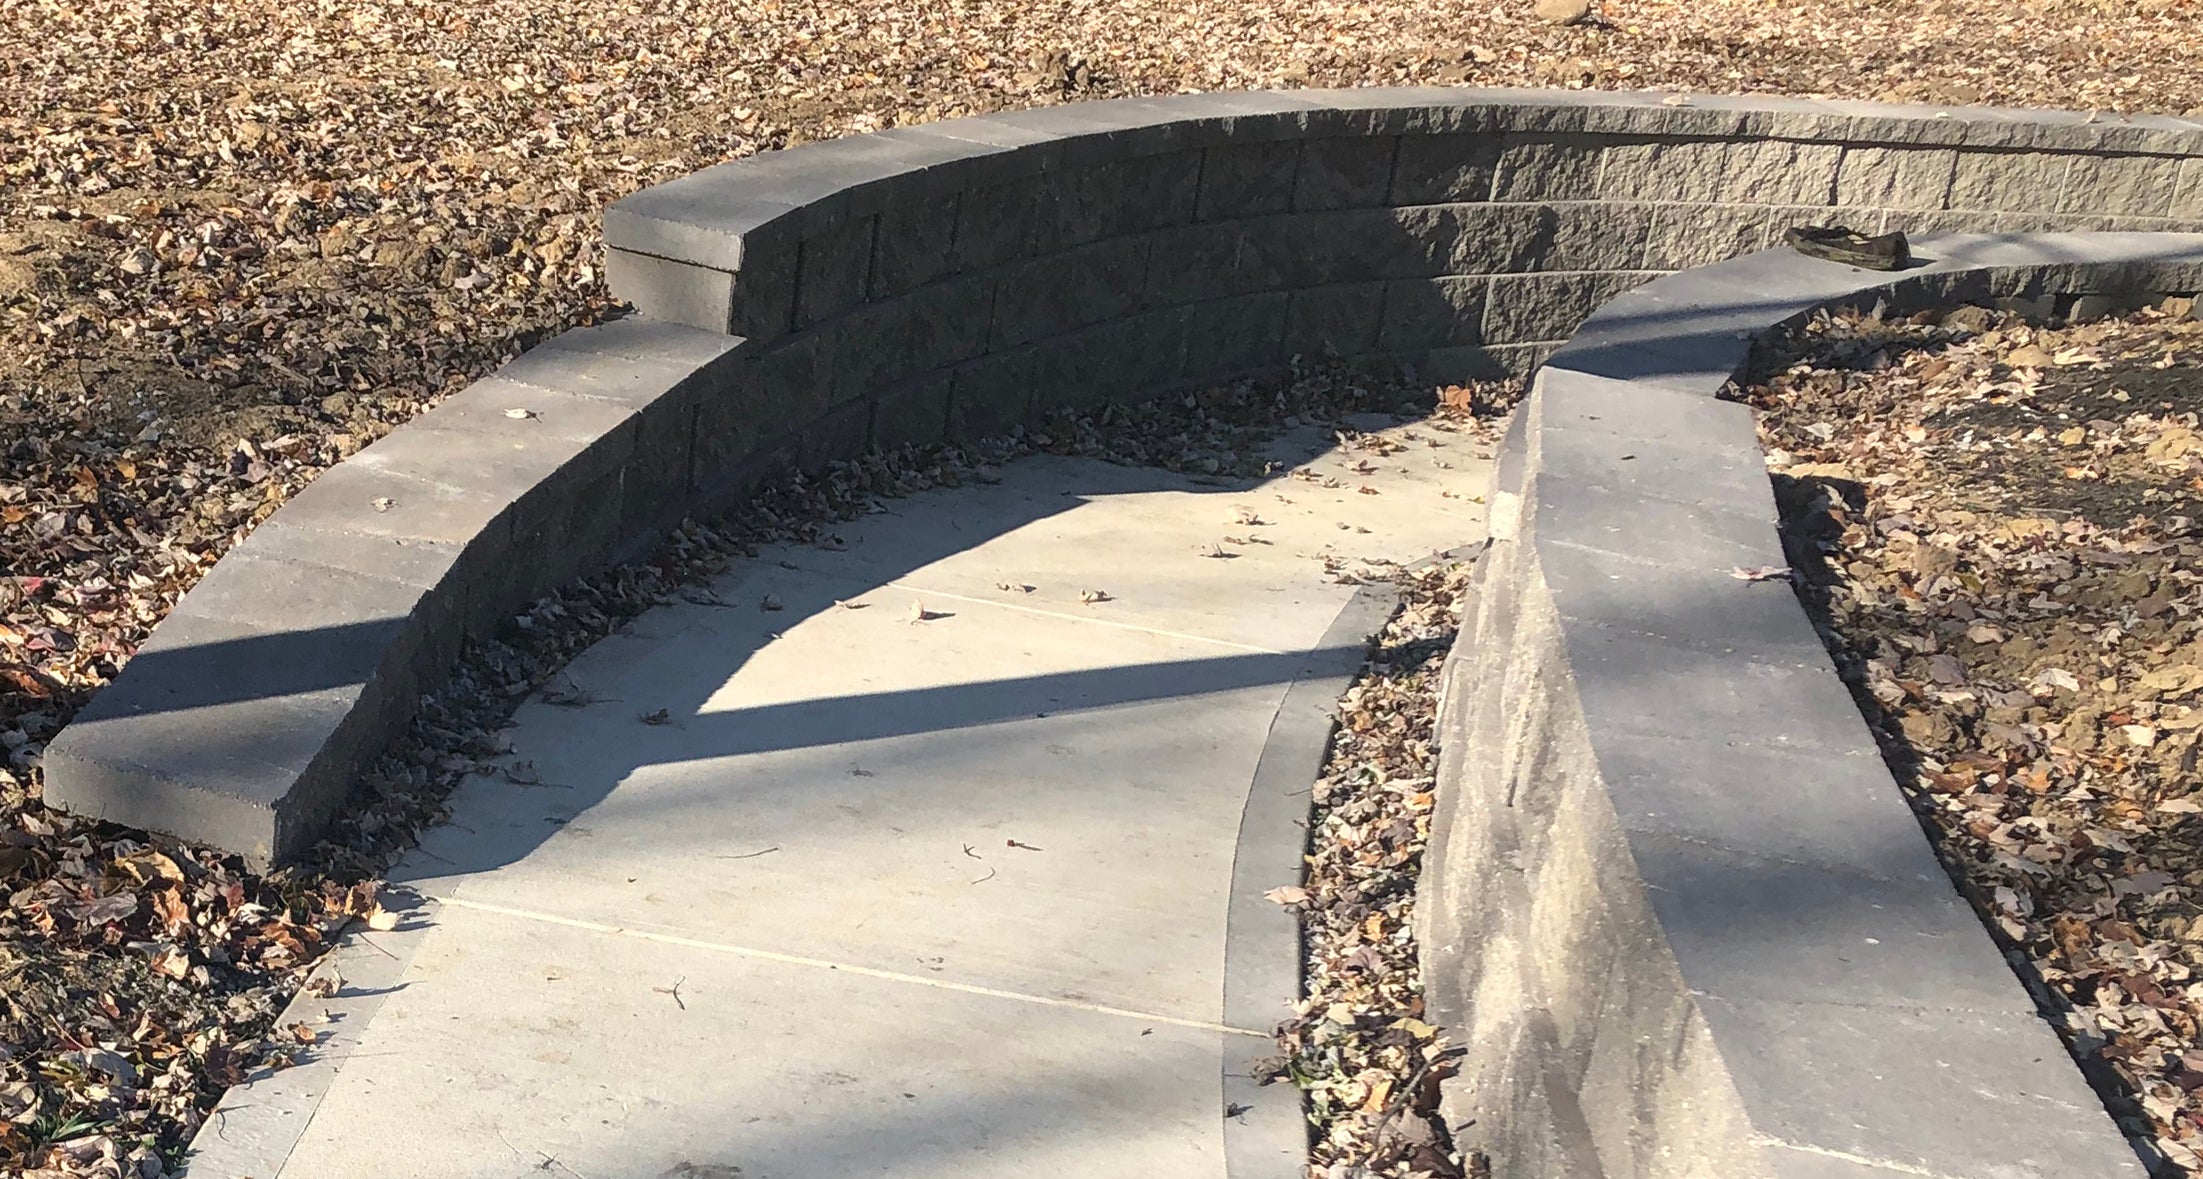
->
(40, 88, 2203, 866)
(1419, 233, 2203, 1179)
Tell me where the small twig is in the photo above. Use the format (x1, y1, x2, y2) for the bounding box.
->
(969, 867, 997, 884)
(716, 846, 779, 860)
(1006, 839, 1043, 852)
(652, 977, 687, 1009)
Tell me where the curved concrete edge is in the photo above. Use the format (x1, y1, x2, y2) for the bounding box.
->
(42, 87, 2203, 867)
(1416, 232, 2203, 1179)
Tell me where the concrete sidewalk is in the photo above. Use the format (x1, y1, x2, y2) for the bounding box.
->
(183, 417, 1494, 1179)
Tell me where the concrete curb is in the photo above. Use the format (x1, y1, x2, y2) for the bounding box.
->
(42, 88, 2203, 864)
(1416, 233, 2203, 1179)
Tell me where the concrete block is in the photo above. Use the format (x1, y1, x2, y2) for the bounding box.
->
(1534, 367, 1751, 445)
(796, 397, 873, 472)
(1378, 275, 1486, 351)
(1833, 146, 1957, 210)
(691, 336, 832, 495)
(870, 373, 954, 452)
(1696, 993, 2147, 1178)
(948, 174, 1041, 272)
(1599, 139, 1842, 206)
(2177, 159, 2203, 220)
(872, 190, 960, 297)
(1293, 135, 1400, 211)
(1034, 153, 1200, 252)
(947, 347, 1037, 438)
(1642, 204, 1778, 270)
(606, 249, 734, 336)
(1559, 626, 1886, 759)
(1538, 203, 1655, 272)
(1492, 135, 1605, 202)
(1949, 150, 2074, 211)
(1182, 293, 1286, 381)
(1032, 309, 1191, 415)
(2060, 153, 2183, 218)
(1528, 472, 1782, 571)
(1392, 132, 1502, 204)
(990, 236, 1149, 348)
(1483, 271, 1653, 345)
(1141, 221, 1245, 307)
(794, 214, 877, 328)
(828, 275, 992, 403)
(41, 643, 374, 869)
(1197, 139, 1301, 221)
(1283, 280, 1386, 360)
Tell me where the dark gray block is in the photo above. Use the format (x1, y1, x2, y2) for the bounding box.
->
(1284, 280, 1387, 360)
(1141, 222, 1245, 307)
(989, 236, 1150, 348)
(947, 348, 1037, 438)
(1197, 139, 1301, 221)
(1392, 132, 1502, 204)
(1033, 152, 1201, 252)
(1034, 309, 1192, 415)
(1182, 293, 1287, 381)
(794, 215, 877, 329)
(873, 190, 961, 297)
(1293, 135, 1400, 211)
(1378, 276, 1486, 352)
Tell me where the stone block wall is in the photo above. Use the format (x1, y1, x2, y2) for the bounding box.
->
(40, 87, 2203, 868)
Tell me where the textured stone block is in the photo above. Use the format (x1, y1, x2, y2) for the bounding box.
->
(1538, 203, 1655, 272)
(692, 336, 832, 494)
(1284, 280, 1386, 360)
(2178, 159, 2203, 220)
(1949, 150, 2073, 211)
(948, 174, 1041, 271)
(1833, 146, 1957, 210)
(1392, 132, 1502, 204)
(1294, 135, 1400, 211)
(947, 347, 1037, 438)
(1141, 221, 1245, 307)
(1483, 271, 1653, 345)
(794, 214, 877, 329)
(1492, 135, 1605, 202)
(2060, 153, 2183, 217)
(1642, 204, 1777, 270)
(1237, 204, 1552, 291)
(1197, 139, 1301, 221)
(1033, 153, 1200, 251)
(872, 190, 960, 297)
(1599, 139, 1842, 206)
(1034, 309, 1192, 413)
(1379, 276, 1487, 351)
(870, 373, 954, 452)
(827, 275, 992, 402)
(990, 236, 1149, 347)
(1182, 293, 1286, 380)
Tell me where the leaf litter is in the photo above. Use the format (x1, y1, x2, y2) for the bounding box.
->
(1744, 297, 2203, 1176)
(1262, 560, 1477, 1179)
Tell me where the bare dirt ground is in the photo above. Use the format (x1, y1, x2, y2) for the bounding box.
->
(1749, 302, 2203, 1176)
(7, 0, 2203, 1171)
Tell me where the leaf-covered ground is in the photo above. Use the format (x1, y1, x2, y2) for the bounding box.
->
(1747, 302, 2203, 1176)
(6, 0, 2203, 1171)
(1269, 559, 1479, 1179)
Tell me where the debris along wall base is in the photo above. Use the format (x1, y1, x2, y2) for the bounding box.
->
(1416, 233, 2203, 1179)
(41, 88, 2203, 865)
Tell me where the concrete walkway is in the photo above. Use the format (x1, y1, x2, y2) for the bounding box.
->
(185, 417, 1493, 1179)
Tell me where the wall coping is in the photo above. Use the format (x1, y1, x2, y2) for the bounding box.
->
(1420, 231, 2203, 1179)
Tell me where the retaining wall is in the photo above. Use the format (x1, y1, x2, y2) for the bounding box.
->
(1419, 233, 2203, 1179)
(40, 88, 2203, 865)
